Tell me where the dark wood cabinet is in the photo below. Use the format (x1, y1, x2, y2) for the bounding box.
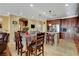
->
(60, 32, 64, 39)
(47, 19, 61, 33)
(74, 34, 79, 53)
(73, 16, 79, 54)
(47, 19, 60, 25)
(77, 17, 79, 26)
(61, 17, 77, 40)
(62, 17, 77, 27)
(47, 17, 77, 40)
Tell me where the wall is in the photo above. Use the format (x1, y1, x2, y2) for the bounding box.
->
(42, 20, 47, 32)
(0, 16, 10, 33)
(9, 15, 21, 42)
(28, 19, 46, 32)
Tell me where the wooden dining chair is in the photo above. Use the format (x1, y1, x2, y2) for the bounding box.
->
(15, 31, 29, 56)
(15, 32, 18, 50)
(15, 31, 23, 56)
(30, 32, 45, 56)
(46, 33, 54, 45)
(25, 35, 31, 56)
(0, 32, 10, 56)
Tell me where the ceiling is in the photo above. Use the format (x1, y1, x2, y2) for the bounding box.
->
(0, 3, 78, 20)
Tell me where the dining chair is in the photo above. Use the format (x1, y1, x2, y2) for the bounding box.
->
(29, 32, 45, 56)
(0, 32, 9, 55)
(15, 31, 29, 56)
(15, 32, 18, 50)
(46, 33, 54, 45)
(15, 31, 23, 56)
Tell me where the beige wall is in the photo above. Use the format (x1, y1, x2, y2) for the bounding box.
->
(9, 15, 21, 42)
(28, 19, 46, 32)
(42, 20, 47, 32)
(0, 16, 10, 33)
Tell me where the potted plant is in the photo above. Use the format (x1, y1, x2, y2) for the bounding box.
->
(23, 26, 29, 33)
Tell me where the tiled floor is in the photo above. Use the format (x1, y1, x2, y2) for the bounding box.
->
(8, 39, 78, 56)
(44, 39, 78, 56)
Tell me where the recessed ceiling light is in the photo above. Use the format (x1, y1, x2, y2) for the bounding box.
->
(43, 12, 46, 15)
(7, 12, 10, 15)
(30, 4, 34, 7)
(65, 4, 69, 6)
(32, 16, 34, 18)
(19, 13, 23, 15)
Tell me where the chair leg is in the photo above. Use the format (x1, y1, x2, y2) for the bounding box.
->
(20, 49, 22, 56)
(42, 51, 44, 56)
(28, 50, 30, 56)
(42, 46, 44, 56)
(46, 40, 47, 44)
(17, 43, 19, 55)
(17, 48, 19, 55)
(16, 43, 17, 50)
(35, 49, 37, 56)
(26, 51, 29, 56)
(46, 38, 48, 44)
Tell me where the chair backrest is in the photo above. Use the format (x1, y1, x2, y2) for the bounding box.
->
(4, 33, 9, 43)
(0, 32, 9, 54)
(36, 32, 45, 47)
(15, 31, 23, 49)
(0, 32, 9, 44)
(15, 32, 20, 42)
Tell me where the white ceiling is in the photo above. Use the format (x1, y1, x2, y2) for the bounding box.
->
(0, 3, 78, 20)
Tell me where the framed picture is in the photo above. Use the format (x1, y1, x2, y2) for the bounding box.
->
(12, 21, 17, 24)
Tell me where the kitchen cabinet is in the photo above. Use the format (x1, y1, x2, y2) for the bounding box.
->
(60, 32, 64, 39)
(47, 19, 60, 25)
(77, 17, 79, 26)
(73, 16, 79, 53)
(74, 34, 79, 53)
(61, 17, 77, 40)
(47, 19, 61, 31)
(62, 17, 77, 27)
(47, 17, 77, 40)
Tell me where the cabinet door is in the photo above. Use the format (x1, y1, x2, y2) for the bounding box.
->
(78, 19, 79, 26)
(71, 18, 77, 27)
